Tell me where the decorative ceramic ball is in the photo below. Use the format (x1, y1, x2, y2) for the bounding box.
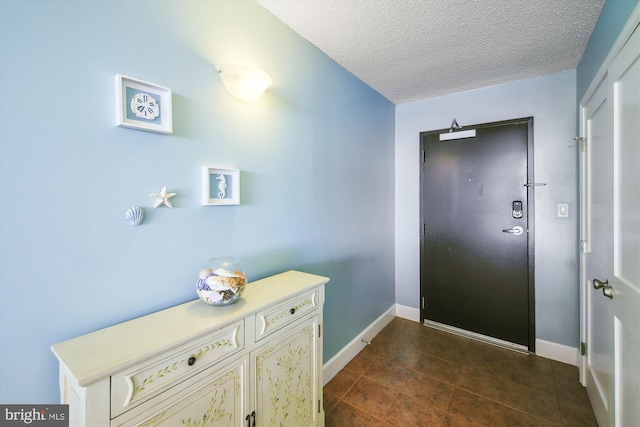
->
(196, 257, 247, 306)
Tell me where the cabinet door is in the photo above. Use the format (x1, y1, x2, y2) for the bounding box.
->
(253, 315, 320, 427)
(118, 358, 248, 427)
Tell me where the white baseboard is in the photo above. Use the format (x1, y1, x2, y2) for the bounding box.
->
(322, 305, 395, 385)
(395, 304, 420, 322)
(535, 339, 579, 366)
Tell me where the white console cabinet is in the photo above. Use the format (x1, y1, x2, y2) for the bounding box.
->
(51, 270, 329, 427)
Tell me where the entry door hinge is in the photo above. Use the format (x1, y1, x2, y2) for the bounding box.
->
(423, 224, 426, 236)
(318, 324, 321, 338)
(575, 136, 586, 152)
(421, 297, 425, 310)
(581, 341, 587, 356)
(580, 240, 589, 253)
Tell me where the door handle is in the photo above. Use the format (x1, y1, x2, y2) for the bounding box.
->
(502, 226, 523, 236)
(592, 278, 613, 299)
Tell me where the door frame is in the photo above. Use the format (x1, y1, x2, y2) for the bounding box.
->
(419, 117, 536, 352)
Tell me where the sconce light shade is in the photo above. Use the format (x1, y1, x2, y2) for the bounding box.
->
(218, 65, 272, 103)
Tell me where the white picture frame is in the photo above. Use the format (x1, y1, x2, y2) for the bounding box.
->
(202, 166, 240, 206)
(115, 74, 173, 134)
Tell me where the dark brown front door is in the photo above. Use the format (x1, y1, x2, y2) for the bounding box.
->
(420, 118, 534, 349)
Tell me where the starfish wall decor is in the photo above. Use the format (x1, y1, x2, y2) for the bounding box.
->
(151, 186, 176, 208)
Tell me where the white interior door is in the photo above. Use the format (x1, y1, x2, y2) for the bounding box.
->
(580, 23, 640, 427)
(581, 70, 613, 427)
(608, 25, 640, 427)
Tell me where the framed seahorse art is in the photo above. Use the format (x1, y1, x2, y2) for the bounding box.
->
(201, 166, 240, 206)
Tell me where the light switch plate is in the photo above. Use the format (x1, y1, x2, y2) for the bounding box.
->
(557, 203, 569, 218)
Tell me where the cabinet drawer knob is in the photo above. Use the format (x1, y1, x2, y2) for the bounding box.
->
(188, 356, 197, 366)
(290, 308, 296, 315)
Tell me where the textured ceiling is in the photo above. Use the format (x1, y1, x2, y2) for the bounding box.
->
(256, 0, 605, 104)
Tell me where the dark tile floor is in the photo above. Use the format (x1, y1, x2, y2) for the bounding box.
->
(324, 317, 597, 427)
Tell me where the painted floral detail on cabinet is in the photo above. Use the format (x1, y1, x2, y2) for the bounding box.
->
(135, 367, 241, 427)
(139, 411, 167, 427)
(131, 338, 234, 400)
(133, 359, 184, 398)
(263, 297, 314, 331)
(181, 388, 232, 427)
(266, 344, 310, 426)
(257, 324, 314, 427)
(192, 339, 234, 360)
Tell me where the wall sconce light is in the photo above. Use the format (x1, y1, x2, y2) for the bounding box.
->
(218, 65, 272, 103)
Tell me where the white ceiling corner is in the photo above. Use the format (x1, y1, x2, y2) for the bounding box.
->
(256, 0, 605, 104)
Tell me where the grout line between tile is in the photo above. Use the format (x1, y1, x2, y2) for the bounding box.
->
(325, 317, 593, 427)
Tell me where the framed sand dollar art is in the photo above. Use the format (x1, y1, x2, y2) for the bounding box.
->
(115, 74, 172, 134)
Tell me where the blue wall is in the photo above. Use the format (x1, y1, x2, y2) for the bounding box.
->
(0, 1, 395, 404)
(577, 0, 639, 101)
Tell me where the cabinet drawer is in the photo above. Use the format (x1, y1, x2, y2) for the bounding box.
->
(255, 288, 318, 340)
(113, 358, 248, 427)
(111, 320, 244, 418)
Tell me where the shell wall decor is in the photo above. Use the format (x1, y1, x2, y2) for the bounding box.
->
(125, 206, 145, 226)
